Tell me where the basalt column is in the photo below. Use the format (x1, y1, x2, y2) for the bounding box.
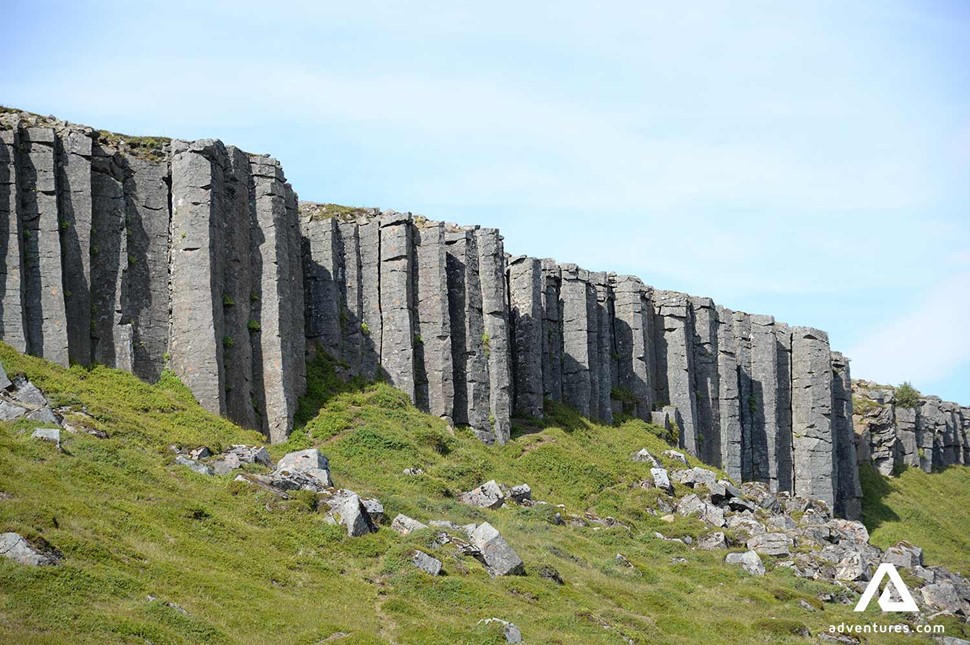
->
(655, 290, 699, 454)
(613, 276, 654, 421)
(831, 352, 861, 519)
(775, 323, 794, 492)
(591, 272, 613, 424)
(715, 306, 742, 479)
(337, 221, 363, 373)
(446, 228, 491, 440)
(19, 127, 69, 367)
(691, 297, 720, 465)
(379, 213, 416, 402)
(302, 216, 342, 359)
(791, 327, 835, 510)
(358, 219, 383, 380)
(249, 154, 305, 442)
(750, 315, 779, 488)
(170, 140, 227, 417)
(477, 228, 512, 443)
(540, 259, 563, 402)
(560, 264, 593, 418)
(733, 311, 754, 480)
(507, 256, 544, 419)
(414, 221, 454, 419)
(56, 129, 93, 366)
(0, 129, 26, 351)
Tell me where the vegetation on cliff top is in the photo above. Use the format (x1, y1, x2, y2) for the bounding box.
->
(0, 344, 966, 643)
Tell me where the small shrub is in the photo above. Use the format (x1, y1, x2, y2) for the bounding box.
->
(222, 335, 235, 349)
(895, 382, 920, 409)
(247, 320, 261, 333)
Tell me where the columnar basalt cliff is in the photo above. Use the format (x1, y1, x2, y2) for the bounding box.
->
(853, 381, 970, 477)
(0, 110, 305, 441)
(3, 109, 968, 522)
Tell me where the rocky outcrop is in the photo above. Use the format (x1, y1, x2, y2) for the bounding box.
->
(0, 109, 305, 441)
(853, 381, 968, 476)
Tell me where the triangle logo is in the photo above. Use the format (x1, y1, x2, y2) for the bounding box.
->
(854, 563, 920, 613)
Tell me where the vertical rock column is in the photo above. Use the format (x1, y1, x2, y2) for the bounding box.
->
(378, 213, 416, 402)
(477, 228, 512, 443)
(90, 141, 130, 369)
(612, 276, 654, 421)
(19, 127, 69, 366)
(170, 140, 227, 417)
(774, 323, 794, 492)
(414, 221, 454, 419)
(591, 272, 613, 424)
(249, 154, 305, 442)
(791, 327, 835, 510)
(895, 406, 919, 469)
(301, 216, 342, 358)
(715, 306, 742, 479)
(733, 312, 754, 480)
(831, 352, 861, 519)
(358, 219, 383, 380)
(123, 155, 172, 382)
(55, 129, 93, 366)
(560, 264, 593, 417)
(507, 256, 544, 419)
(691, 297, 720, 464)
(445, 228, 491, 440)
(0, 129, 26, 351)
(337, 221, 363, 374)
(750, 315, 779, 487)
(220, 147, 256, 428)
(540, 259, 563, 403)
(655, 290, 699, 454)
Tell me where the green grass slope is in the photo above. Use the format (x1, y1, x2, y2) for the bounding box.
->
(860, 461, 970, 577)
(0, 344, 965, 644)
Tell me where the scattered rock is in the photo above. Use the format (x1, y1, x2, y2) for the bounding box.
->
(30, 427, 61, 450)
(725, 550, 765, 576)
(362, 498, 384, 524)
(478, 618, 522, 644)
(921, 583, 969, 614)
(632, 448, 659, 466)
(459, 480, 505, 509)
(834, 553, 868, 581)
(26, 407, 59, 425)
(0, 400, 27, 421)
(0, 532, 59, 566)
(614, 553, 633, 567)
(11, 376, 47, 407)
(672, 467, 717, 488)
(272, 449, 332, 488)
(402, 467, 424, 476)
(175, 455, 214, 476)
(650, 468, 673, 493)
(326, 491, 377, 537)
(509, 484, 532, 504)
(797, 599, 816, 612)
(662, 449, 689, 465)
(676, 494, 725, 527)
(469, 522, 524, 576)
(882, 542, 923, 570)
(747, 533, 792, 557)
(697, 532, 727, 550)
(390, 514, 428, 536)
(212, 445, 272, 475)
(411, 550, 443, 575)
(189, 446, 212, 460)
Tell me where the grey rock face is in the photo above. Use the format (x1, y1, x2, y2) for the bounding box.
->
(507, 256, 543, 419)
(831, 353, 861, 520)
(0, 532, 58, 566)
(560, 265, 593, 418)
(715, 306, 742, 479)
(469, 522, 525, 576)
(458, 480, 505, 509)
(747, 532, 792, 557)
(540, 259, 563, 402)
(379, 214, 416, 401)
(390, 514, 428, 536)
(477, 229, 512, 444)
(0, 130, 27, 352)
(725, 550, 765, 576)
(412, 550, 443, 575)
(791, 327, 835, 510)
(414, 221, 454, 419)
(655, 291, 699, 455)
(690, 297, 720, 465)
(613, 276, 655, 420)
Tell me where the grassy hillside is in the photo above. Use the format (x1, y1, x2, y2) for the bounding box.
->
(0, 344, 965, 644)
(860, 461, 970, 576)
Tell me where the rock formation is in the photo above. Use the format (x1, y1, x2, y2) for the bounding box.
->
(853, 381, 969, 476)
(0, 109, 305, 441)
(3, 108, 967, 521)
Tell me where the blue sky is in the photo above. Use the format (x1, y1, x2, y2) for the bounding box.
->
(5, 1, 969, 403)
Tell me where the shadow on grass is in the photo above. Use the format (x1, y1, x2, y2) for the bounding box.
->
(859, 461, 901, 532)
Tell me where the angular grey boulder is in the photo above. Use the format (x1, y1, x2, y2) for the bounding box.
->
(390, 514, 428, 536)
(458, 480, 505, 509)
(469, 522, 524, 576)
(175, 455, 214, 476)
(274, 449, 331, 488)
(650, 468, 673, 493)
(0, 532, 58, 566)
(0, 400, 27, 421)
(676, 493, 725, 527)
(509, 484, 532, 504)
(212, 445, 273, 475)
(725, 550, 765, 576)
(30, 427, 61, 450)
(632, 448, 659, 466)
(412, 550, 443, 576)
(697, 532, 727, 550)
(746, 533, 792, 557)
(478, 618, 522, 644)
(327, 491, 377, 537)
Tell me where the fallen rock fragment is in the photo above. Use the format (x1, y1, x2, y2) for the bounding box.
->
(30, 428, 61, 450)
(175, 455, 214, 476)
(459, 480, 505, 509)
(0, 532, 59, 566)
(412, 550, 442, 575)
(390, 514, 428, 536)
(478, 618, 522, 644)
(469, 522, 524, 576)
(725, 550, 765, 576)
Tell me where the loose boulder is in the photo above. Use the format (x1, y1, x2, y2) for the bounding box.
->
(469, 522, 524, 576)
(650, 468, 673, 493)
(391, 514, 428, 536)
(478, 618, 522, 644)
(725, 550, 765, 576)
(509, 484, 532, 504)
(459, 480, 505, 509)
(412, 550, 443, 576)
(632, 448, 659, 466)
(0, 532, 59, 566)
(747, 533, 792, 557)
(175, 455, 214, 476)
(30, 428, 61, 450)
(327, 491, 377, 537)
(273, 449, 332, 489)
